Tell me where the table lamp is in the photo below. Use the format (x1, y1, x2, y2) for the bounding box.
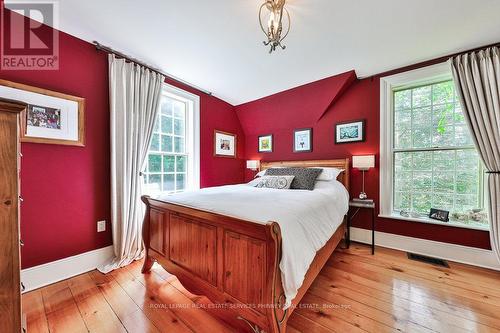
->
(352, 155, 375, 200)
(246, 160, 260, 173)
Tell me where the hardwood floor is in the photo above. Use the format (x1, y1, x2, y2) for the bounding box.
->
(22, 243, 500, 332)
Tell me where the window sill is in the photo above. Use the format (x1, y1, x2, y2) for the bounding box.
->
(378, 213, 490, 231)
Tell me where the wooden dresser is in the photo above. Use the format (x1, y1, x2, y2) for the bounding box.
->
(0, 99, 27, 333)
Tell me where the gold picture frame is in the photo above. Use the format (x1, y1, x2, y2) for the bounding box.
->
(214, 130, 237, 158)
(0, 79, 85, 147)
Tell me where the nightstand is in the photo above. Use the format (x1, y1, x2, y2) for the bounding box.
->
(348, 200, 376, 254)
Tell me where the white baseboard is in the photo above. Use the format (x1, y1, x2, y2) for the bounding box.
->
(21, 245, 114, 293)
(350, 227, 500, 271)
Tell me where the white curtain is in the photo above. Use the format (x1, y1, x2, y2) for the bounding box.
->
(450, 47, 500, 262)
(98, 54, 165, 273)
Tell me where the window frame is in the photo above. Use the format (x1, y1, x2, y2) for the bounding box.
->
(379, 62, 488, 231)
(143, 83, 200, 195)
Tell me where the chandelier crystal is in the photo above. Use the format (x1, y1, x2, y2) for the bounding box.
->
(259, 0, 290, 53)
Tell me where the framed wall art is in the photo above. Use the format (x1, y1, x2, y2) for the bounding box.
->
(335, 120, 365, 144)
(0, 79, 85, 146)
(214, 130, 237, 158)
(293, 128, 312, 152)
(258, 134, 273, 153)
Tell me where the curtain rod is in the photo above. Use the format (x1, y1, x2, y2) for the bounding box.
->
(93, 41, 213, 96)
(449, 41, 500, 58)
(363, 41, 500, 80)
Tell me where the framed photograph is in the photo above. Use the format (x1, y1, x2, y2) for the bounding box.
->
(214, 130, 237, 158)
(429, 208, 450, 222)
(293, 128, 312, 153)
(258, 134, 273, 153)
(335, 120, 365, 144)
(0, 79, 85, 146)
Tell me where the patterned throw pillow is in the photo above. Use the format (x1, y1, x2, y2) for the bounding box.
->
(265, 167, 322, 190)
(253, 176, 295, 189)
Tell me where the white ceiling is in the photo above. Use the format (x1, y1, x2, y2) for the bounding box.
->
(11, 0, 500, 105)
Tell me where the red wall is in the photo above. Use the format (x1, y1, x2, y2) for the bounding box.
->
(236, 71, 491, 250)
(1, 31, 113, 269)
(1, 8, 244, 268)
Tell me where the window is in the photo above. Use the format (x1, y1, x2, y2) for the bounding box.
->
(380, 63, 488, 229)
(142, 84, 200, 196)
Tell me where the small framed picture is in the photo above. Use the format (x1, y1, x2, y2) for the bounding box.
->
(429, 208, 449, 222)
(293, 128, 312, 153)
(214, 130, 237, 158)
(335, 120, 365, 144)
(258, 134, 273, 153)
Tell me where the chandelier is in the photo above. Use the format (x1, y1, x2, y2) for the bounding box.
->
(259, 0, 291, 53)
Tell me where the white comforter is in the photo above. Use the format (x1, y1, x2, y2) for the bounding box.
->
(157, 180, 349, 308)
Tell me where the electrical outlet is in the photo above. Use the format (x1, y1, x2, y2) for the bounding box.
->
(97, 220, 106, 232)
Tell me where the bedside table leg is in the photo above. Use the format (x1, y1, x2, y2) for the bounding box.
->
(347, 214, 351, 249)
(371, 207, 375, 255)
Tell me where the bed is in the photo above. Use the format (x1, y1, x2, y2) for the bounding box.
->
(141, 159, 350, 333)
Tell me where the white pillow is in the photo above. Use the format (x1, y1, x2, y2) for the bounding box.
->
(252, 175, 295, 189)
(313, 167, 344, 181)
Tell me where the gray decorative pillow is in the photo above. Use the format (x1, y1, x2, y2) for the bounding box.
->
(253, 176, 295, 189)
(265, 167, 322, 190)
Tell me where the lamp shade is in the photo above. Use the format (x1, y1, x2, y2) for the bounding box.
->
(246, 160, 260, 170)
(353, 155, 375, 170)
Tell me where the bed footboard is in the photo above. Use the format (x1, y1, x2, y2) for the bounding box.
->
(141, 195, 288, 333)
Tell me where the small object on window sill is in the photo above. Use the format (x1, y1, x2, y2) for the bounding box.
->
(451, 210, 488, 224)
(469, 209, 487, 222)
(452, 212, 468, 221)
(429, 208, 450, 222)
(400, 210, 420, 218)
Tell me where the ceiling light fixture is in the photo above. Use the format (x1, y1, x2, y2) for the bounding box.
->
(259, 0, 290, 53)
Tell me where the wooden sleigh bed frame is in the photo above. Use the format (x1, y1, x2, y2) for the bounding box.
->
(141, 159, 350, 333)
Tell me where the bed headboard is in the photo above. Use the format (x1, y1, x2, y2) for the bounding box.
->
(260, 159, 350, 192)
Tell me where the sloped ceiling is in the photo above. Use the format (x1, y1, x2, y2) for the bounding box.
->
(7, 0, 500, 105)
(236, 70, 357, 135)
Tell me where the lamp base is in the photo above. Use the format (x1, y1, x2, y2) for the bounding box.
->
(358, 192, 368, 200)
(353, 198, 373, 203)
